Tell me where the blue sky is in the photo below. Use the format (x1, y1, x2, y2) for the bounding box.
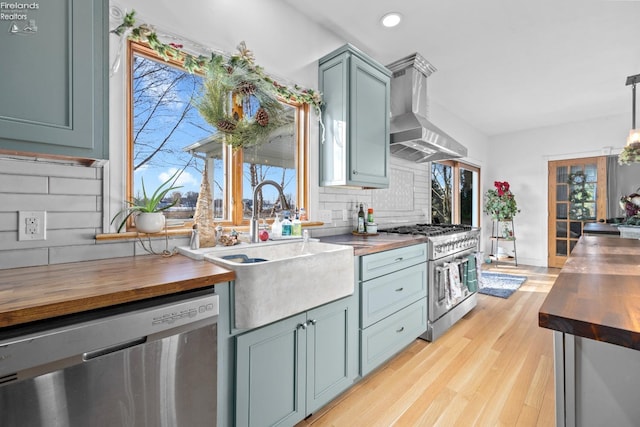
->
(131, 54, 296, 208)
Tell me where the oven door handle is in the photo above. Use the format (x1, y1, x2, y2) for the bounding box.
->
(457, 258, 470, 289)
(435, 265, 450, 303)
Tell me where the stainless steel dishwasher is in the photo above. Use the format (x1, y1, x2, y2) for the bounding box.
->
(0, 288, 218, 427)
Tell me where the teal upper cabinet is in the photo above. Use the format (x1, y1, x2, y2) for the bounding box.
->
(0, 0, 108, 160)
(319, 44, 391, 188)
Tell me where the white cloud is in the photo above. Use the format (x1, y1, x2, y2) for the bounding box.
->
(159, 168, 199, 189)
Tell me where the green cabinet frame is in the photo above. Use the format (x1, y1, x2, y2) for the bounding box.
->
(358, 244, 428, 376)
(235, 296, 357, 427)
(0, 0, 108, 160)
(318, 44, 390, 188)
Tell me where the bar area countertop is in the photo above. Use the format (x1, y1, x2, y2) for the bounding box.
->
(539, 235, 640, 350)
(582, 222, 621, 236)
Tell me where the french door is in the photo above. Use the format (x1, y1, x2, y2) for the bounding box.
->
(547, 157, 607, 268)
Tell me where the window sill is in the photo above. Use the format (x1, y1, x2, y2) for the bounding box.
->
(95, 221, 325, 241)
(95, 228, 193, 241)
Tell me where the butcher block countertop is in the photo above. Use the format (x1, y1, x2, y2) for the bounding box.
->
(539, 236, 640, 350)
(0, 255, 235, 329)
(582, 222, 620, 236)
(319, 232, 429, 256)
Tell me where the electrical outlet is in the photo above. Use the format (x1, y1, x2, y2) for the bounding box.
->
(342, 209, 349, 221)
(18, 211, 46, 241)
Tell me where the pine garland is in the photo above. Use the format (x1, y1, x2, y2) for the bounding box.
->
(111, 10, 323, 115)
(194, 44, 292, 148)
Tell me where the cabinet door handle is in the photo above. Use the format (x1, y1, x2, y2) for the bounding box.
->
(308, 319, 317, 325)
(396, 326, 405, 333)
(297, 322, 307, 330)
(352, 169, 358, 175)
(394, 257, 404, 262)
(395, 287, 404, 292)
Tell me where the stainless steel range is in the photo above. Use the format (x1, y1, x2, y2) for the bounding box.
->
(379, 224, 480, 341)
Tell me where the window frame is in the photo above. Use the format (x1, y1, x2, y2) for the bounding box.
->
(126, 40, 309, 231)
(432, 160, 481, 226)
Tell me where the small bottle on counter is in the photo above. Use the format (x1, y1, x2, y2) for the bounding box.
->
(292, 211, 302, 237)
(357, 203, 365, 233)
(282, 211, 292, 236)
(367, 208, 374, 223)
(299, 207, 307, 221)
(271, 213, 282, 238)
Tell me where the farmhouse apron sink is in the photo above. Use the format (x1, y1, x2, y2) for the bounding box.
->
(202, 241, 355, 329)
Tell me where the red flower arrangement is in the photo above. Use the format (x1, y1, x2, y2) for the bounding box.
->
(484, 181, 519, 220)
(494, 181, 510, 196)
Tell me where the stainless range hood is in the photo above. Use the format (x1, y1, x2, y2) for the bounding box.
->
(387, 53, 467, 163)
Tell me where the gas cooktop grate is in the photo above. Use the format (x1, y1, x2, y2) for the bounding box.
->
(379, 223, 472, 237)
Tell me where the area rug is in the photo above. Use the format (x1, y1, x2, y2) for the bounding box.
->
(478, 272, 527, 299)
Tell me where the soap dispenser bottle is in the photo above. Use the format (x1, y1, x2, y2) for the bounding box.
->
(292, 210, 302, 237)
(271, 213, 282, 239)
(281, 211, 292, 236)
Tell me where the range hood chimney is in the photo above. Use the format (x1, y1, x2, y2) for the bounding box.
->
(387, 53, 467, 163)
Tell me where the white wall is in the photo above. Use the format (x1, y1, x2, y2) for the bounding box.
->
(486, 113, 628, 266)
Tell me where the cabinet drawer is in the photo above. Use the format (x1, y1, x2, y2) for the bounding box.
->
(360, 299, 427, 376)
(360, 244, 427, 281)
(361, 263, 427, 328)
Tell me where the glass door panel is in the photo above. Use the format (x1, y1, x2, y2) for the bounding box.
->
(548, 157, 607, 268)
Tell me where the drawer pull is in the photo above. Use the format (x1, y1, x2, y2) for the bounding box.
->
(308, 319, 317, 325)
(395, 287, 404, 292)
(396, 326, 405, 333)
(297, 322, 307, 330)
(394, 257, 404, 262)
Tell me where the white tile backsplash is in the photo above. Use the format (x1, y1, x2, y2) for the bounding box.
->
(0, 156, 161, 270)
(316, 157, 431, 235)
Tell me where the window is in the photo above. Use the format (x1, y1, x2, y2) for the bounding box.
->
(431, 160, 480, 226)
(127, 41, 308, 229)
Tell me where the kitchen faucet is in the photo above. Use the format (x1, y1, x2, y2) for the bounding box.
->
(250, 180, 290, 243)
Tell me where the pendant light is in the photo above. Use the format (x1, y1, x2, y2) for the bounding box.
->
(626, 74, 640, 145)
(619, 73, 640, 165)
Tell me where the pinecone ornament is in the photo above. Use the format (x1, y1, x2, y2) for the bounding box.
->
(217, 119, 236, 133)
(255, 107, 269, 127)
(235, 81, 256, 96)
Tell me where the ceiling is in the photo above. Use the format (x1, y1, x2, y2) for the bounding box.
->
(284, 0, 640, 137)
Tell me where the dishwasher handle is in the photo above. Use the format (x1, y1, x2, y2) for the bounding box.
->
(83, 337, 148, 361)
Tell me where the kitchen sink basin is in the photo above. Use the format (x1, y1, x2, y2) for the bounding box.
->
(204, 241, 355, 329)
(220, 254, 268, 264)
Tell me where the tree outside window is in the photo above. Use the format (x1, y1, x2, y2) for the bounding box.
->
(431, 161, 480, 226)
(128, 42, 306, 228)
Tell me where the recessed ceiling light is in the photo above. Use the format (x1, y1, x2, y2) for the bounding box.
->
(381, 12, 402, 28)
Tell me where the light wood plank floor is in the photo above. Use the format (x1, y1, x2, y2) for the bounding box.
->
(297, 263, 560, 427)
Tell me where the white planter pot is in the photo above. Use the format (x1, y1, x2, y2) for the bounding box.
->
(135, 212, 165, 233)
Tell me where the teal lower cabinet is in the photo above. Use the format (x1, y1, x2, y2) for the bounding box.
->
(360, 299, 427, 375)
(235, 296, 357, 427)
(358, 244, 428, 376)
